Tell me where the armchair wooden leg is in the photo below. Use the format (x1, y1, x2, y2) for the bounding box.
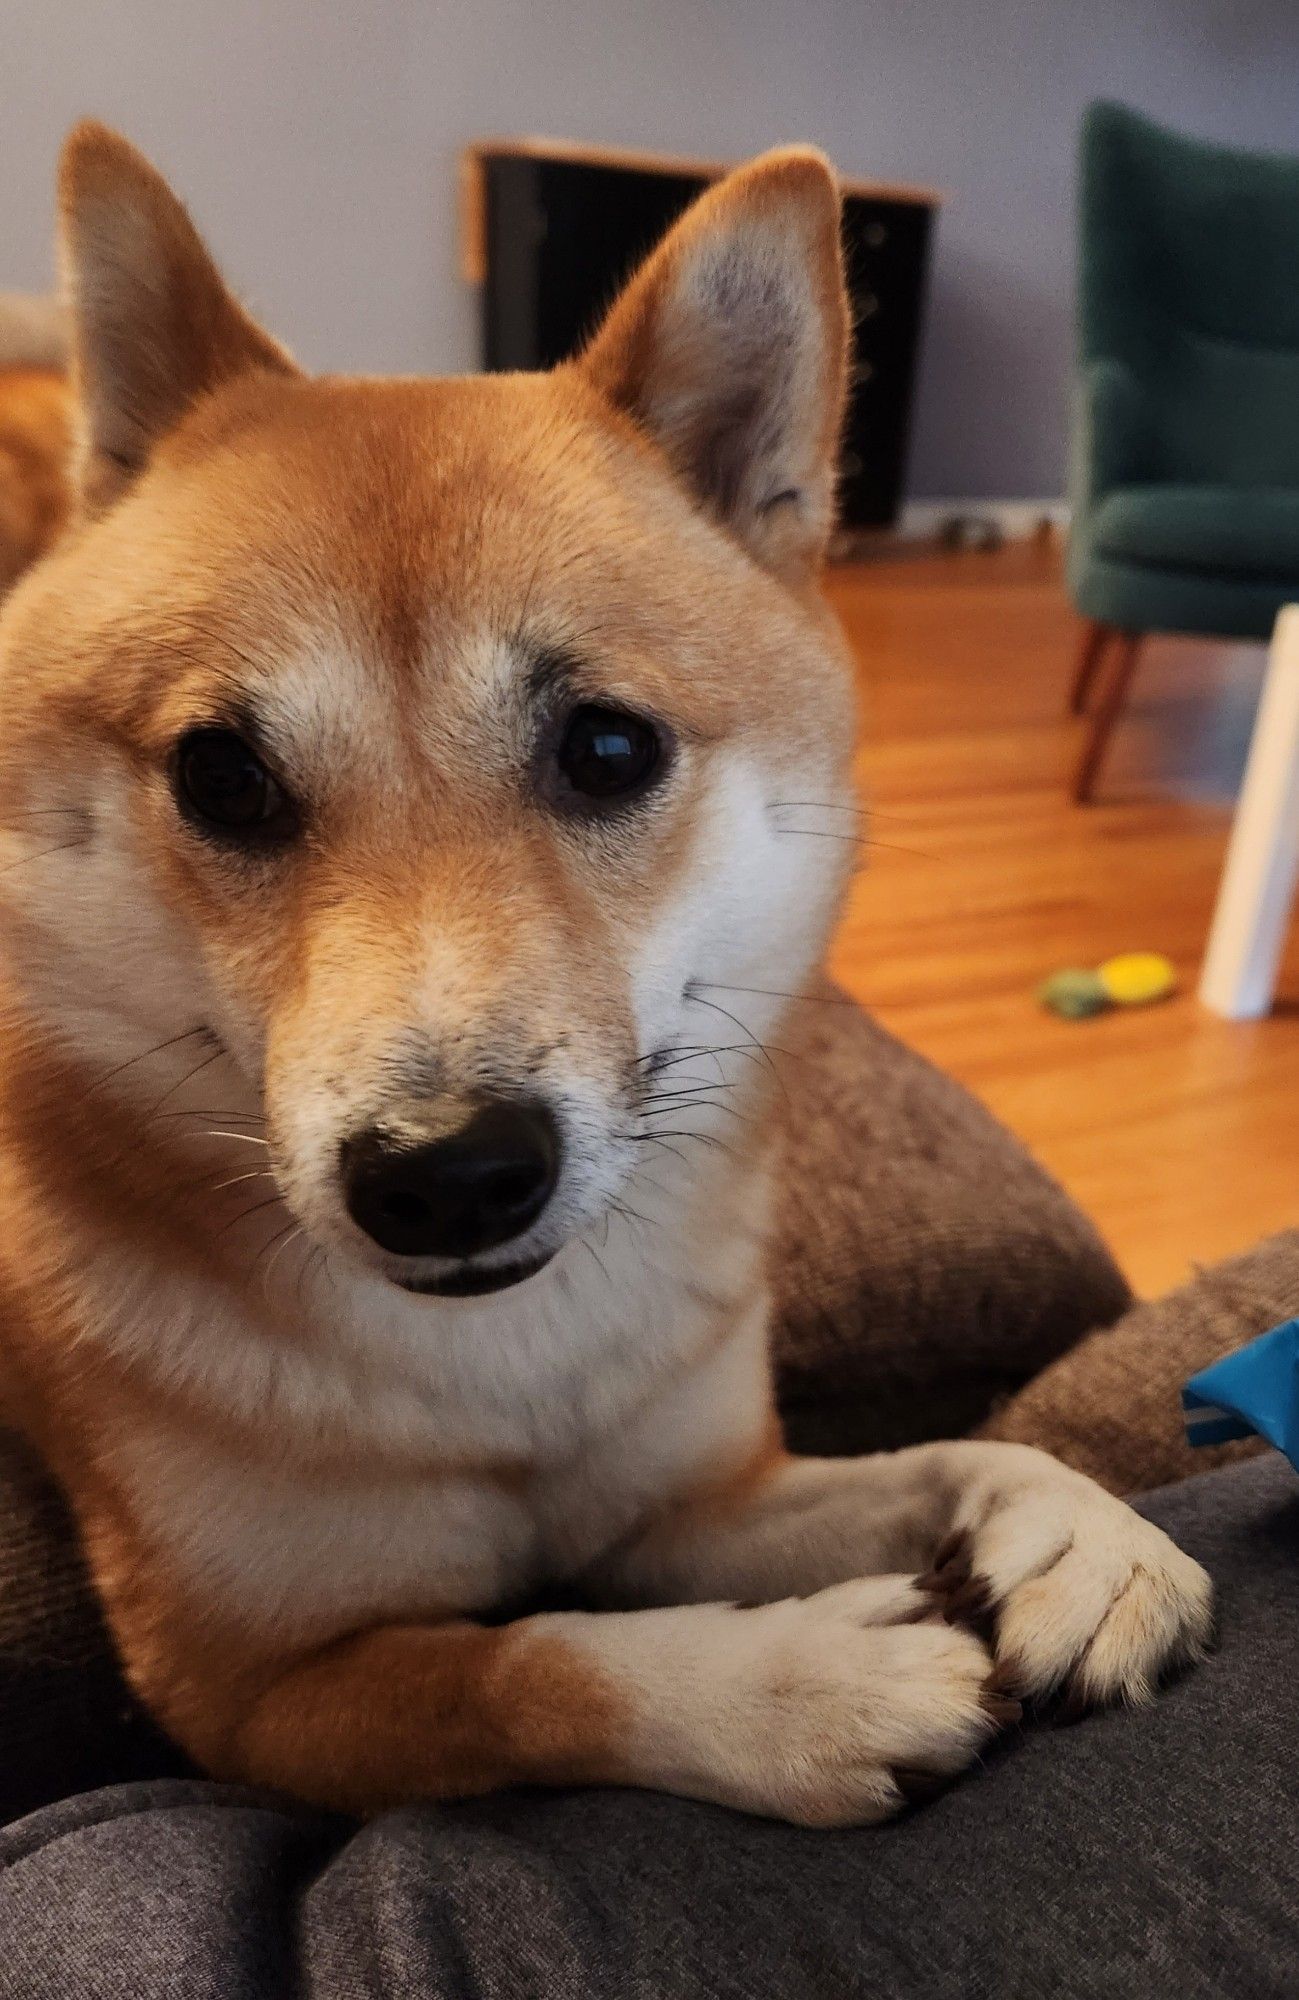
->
(1072, 632, 1143, 804)
(1069, 619, 1115, 715)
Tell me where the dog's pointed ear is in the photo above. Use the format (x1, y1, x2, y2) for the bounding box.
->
(58, 121, 298, 512)
(578, 147, 849, 582)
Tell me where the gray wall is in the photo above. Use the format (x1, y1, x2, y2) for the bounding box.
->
(3, 0, 1297, 499)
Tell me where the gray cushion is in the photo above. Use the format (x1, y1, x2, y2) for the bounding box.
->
(0, 1454, 1292, 1997)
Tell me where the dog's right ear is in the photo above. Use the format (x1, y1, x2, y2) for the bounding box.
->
(58, 121, 298, 512)
(577, 147, 849, 585)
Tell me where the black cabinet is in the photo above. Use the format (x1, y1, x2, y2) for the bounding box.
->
(462, 142, 938, 530)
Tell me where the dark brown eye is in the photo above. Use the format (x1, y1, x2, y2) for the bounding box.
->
(175, 727, 292, 841)
(557, 704, 661, 802)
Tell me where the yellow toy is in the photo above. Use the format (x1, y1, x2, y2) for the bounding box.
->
(1097, 952, 1177, 1005)
(1038, 952, 1177, 1020)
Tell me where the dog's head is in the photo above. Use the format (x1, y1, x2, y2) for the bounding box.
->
(0, 124, 857, 1300)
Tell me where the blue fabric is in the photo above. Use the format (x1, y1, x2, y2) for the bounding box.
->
(1184, 1317, 1299, 1466)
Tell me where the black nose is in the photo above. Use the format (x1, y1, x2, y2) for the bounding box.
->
(342, 1099, 560, 1260)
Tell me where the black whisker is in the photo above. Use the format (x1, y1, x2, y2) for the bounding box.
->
(683, 988, 784, 1093)
(0, 838, 90, 876)
(769, 798, 869, 815)
(610, 1197, 658, 1232)
(140, 1045, 231, 1121)
(578, 1237, 613, 1287)
(215, 1192, 286, 1240)
(85, 1025, 215, 1100)
(691, 979, 861, 1011)
(626, 1131, 688, 1169)
(769, 797, 917, 825)
(171, 614, 266, 679)
(627, 1126, 737, 1160)
(1, 806, 90, 819)
(638, 1041, 761, 1078)
(644, 1095, 756, 1128)
(772, 826, 869, 845)
(149, 1107, 267, 1127)
(773, 826, 936, 863)
(634, 1042, 718, 1071)
(643, 1075, 735, 1101)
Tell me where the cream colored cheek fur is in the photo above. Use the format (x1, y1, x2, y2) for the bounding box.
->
(0, 767, 265, 1090)
(630, 751, 851, 1067)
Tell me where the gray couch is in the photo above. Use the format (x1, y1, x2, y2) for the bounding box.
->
(0, 997, 1292, 1995)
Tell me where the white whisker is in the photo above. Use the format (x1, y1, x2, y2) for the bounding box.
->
(260, 1225, 305, 1297)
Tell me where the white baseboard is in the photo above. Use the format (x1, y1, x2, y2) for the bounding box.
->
(893, 497, 1070, 541)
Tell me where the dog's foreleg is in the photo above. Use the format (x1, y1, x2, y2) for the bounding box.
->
(168, 1595, 999, 1827)
(590, 1441, 1214, 1708)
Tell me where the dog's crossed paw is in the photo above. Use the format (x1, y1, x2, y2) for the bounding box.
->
(696, 1581, 1018, 1827)
(919, 1478, 1214, 1711)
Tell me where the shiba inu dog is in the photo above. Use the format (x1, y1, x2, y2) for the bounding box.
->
(0, 123, 1211, 1826)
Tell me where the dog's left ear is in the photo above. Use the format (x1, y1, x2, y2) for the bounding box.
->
(57, 121, 299, 513)
(578, 147, 849, 583)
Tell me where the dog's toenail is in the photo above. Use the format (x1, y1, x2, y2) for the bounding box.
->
(892, 1765, 953, 1807)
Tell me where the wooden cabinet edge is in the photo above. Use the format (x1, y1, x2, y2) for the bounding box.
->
(458, 139, 943, 283)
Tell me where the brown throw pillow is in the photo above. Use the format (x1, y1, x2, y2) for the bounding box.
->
(978, 1231, 1298, 1493)
(770, 981, 1132, 1453)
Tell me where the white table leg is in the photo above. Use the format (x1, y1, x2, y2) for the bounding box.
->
(1200, 603, 1299, 1019)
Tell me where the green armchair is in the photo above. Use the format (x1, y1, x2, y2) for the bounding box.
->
(1068, 101, 1299, 800)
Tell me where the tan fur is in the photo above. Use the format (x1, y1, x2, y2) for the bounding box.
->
(0, 124, 1212, 1827)
(0, 367, 71, 593)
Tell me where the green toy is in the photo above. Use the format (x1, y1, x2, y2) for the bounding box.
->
(1038, 952, 1177, 1020)
(1037, 968, 1108, 1018)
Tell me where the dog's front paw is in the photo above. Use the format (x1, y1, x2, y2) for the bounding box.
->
(920, 1453, 1213, 1709)
(699, 1582, 1010, 1826)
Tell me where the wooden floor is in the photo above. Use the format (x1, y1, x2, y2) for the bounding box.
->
(824, 536, 1298, 1298)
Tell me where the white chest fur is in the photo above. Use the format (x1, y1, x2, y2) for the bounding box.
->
(105, 1201, 773, 1645)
